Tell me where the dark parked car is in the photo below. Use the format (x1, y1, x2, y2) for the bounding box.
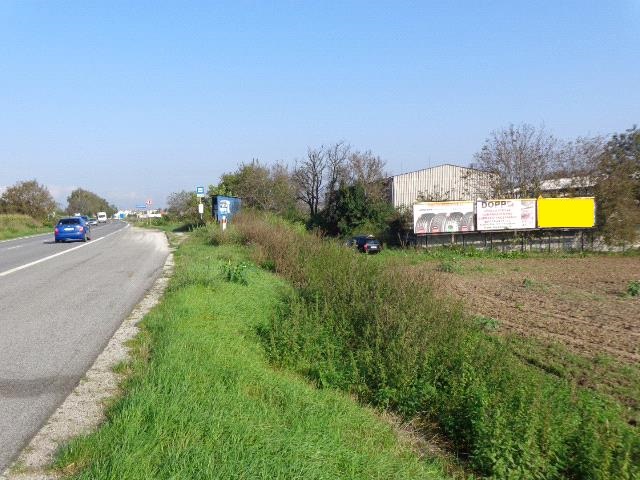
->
(350, 235, 382, 254)
(54, 217, 91, 242)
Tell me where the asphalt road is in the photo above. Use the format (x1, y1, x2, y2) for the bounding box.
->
(0, 222, 169, 472)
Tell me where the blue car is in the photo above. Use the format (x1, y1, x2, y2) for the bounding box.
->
(54, 217, 91, 242)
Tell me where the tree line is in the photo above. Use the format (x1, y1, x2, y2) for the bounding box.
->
(0, 181, 117, 222)
(166, 142, 401, 240)
(167, 124, 639, 245)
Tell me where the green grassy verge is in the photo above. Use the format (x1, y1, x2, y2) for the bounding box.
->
(132, 217, 206, 234)
(375, 243, 640, 263)
(215, 213, 639, 480)
(54, 237, 449, 479)
(0, 214, 51, 240)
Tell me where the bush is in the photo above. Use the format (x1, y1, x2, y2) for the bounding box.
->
(221, 260, 249, 285)
(228, 212, 640, 479)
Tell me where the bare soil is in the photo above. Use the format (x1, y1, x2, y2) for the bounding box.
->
(439, 256, 640, 364)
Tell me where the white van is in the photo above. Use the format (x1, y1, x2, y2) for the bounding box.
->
(97, 212, 108, 223)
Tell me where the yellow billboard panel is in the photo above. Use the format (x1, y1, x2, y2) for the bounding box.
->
(537, 197, 595, 228)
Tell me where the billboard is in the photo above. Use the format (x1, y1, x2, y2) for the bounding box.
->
(212, 195, 242, 222)
(537, 197, 595, 228)
(476, 199, 536, 231)
(414, 201, 475, 234)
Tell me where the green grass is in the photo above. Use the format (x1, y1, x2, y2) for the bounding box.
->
(507, 336, 640, 426)
(54, 239, 449, 479)
(0, 213, 51, 240)
(375, 243, 640, 263)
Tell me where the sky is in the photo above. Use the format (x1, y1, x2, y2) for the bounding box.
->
(1, 1, 639, 209)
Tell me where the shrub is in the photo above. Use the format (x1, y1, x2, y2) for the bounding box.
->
(221, 260, 249, 285)
(627, 280, 640, 297)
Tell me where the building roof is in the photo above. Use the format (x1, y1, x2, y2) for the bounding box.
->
(390, 163, 489, 179)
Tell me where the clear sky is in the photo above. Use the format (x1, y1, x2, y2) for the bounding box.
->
(1, 1, 638, 209)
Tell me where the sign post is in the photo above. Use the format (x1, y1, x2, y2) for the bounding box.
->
(196, 187, 205, 221)
(145, 199, 152, 225)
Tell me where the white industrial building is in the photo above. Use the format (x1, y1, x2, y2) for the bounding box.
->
(389, 164, 495, 208)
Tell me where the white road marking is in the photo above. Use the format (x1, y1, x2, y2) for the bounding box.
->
(0, 225, 129, 278)
(6, 246, 23, 250)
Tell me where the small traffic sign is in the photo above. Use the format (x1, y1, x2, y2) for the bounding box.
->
(196, 186, 205, 198)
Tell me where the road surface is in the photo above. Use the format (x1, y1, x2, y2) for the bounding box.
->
(0, 222, 169, 472)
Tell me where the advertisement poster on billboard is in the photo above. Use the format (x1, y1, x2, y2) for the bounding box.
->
(414, 201, 475, 234)
(476, 199, 536, 231)
(537, 197, 595, 228)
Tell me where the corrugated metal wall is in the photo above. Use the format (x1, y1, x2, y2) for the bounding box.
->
(391, 164, 495, 208)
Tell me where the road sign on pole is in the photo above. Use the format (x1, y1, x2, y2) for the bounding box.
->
(196, 186, 205, 198)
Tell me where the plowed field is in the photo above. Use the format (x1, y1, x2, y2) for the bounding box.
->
(442, 256, 640, 363)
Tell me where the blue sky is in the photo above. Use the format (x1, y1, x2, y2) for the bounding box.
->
(1, 1, 638, 209)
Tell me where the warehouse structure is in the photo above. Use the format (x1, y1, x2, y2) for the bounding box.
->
(389, 164, 495, 209)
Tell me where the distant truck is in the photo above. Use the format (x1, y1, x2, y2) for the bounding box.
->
(97, 212, 108, 223)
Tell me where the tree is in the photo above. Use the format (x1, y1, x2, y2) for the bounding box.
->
(166, 190, 200, 221)
(0, 179, 57, 220)
(66, 189, 117, 217)
(210, 160, 298, 216)
(594, 126, 640, 245)
(293, 147, 326, 217)
(322, 183, 394, 237)
(472, 123, 562, 197)
(316, 148, 391, 236)
(558, 136, 605, 196)
(347, 150, 388, 201)
(324, 141, 350, 206)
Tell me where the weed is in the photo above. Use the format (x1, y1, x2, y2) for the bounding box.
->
(522, 277, 533, 288)
(473, 315, 500, 331)
(221, 260, 249, 285)
(626, 280, 640, 297)
(438, 259, 462, 273)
